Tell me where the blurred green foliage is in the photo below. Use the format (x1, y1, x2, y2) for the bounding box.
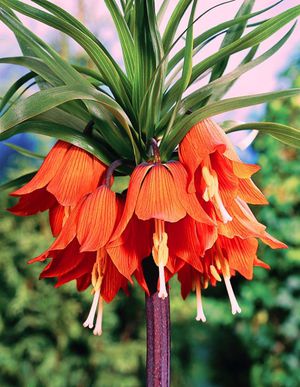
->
(0, 58, 299, 386)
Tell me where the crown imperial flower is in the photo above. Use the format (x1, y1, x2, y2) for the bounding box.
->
(9, 141, 106, 236)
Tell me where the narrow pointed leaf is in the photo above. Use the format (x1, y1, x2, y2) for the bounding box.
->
(2, 142, 45, 159)
(226, 122, 300, 148)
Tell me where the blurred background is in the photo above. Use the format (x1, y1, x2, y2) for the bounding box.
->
(0, 1, 299, 386)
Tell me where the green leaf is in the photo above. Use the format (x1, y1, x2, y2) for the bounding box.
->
(0, 56, 61, 86)
(162, 0, 193, 51)
(209, 0, 255, 82)
(180, 23, 296, 112)
(0, 72, 36, 113)
(2, 0, 133, 112)
(165, 5, 300, 106)
(167, 1, 283, 73)
(179, 0, 197, 93)
(0, 171, 37, 192)
(0, 84, 130, 133)
(160, 88, 300, 159)
(0, 121, 113, 165)
(2, 142, 45, 159)
(104, 0, 135, 79)
(226, 122, 300, 148)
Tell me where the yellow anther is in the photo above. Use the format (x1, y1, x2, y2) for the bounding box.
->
(210, 265, 222, 282)
(202, 166, 214, 186)
(215, 257, 222, 271)
(221, 259, 231, 278)
(203, 187, 210, 202)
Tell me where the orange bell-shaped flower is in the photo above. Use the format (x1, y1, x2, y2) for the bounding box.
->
(9, 140, 106, 236)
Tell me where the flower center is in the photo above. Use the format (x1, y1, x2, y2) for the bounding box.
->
(83, 248, 107, 335)
(152, 219, 168, 299)
(202, 166, 232, 224)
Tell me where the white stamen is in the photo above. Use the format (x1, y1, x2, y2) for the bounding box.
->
(93, 296, 103, 336)
(215, 191, 232, 224)
(83, 289, 100, 329)
(224, 276, 241, 315)
(195, 279, 206, 322)
(158, 263, 168, 299)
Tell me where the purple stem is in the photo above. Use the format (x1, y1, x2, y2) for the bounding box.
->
(143, 256, 170, 387)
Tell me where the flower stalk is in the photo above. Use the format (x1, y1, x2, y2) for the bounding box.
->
(143, 256, 170, 387)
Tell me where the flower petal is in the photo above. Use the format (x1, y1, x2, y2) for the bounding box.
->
(76, 273, 91, 291)
(261, 232, 288, 249)
(135, 164, 186, 222)
(100, 259, 129, 302)
(47, 145, 101, 207)
(220, 236, 258, 280)
(10, 141, 70, 196)
(165, 161, 215, 225)
(167, 216, 203, 272)
(107, 216, 152, 280)
(8, 189, 56, 216)
(49, 204, 65, 237)
(111, 163, 152, 240)
(238, 179, 268, 205)
(40, 240, 84, 278)
(54, 253, 95, 288)
(78, 186, 119, 251)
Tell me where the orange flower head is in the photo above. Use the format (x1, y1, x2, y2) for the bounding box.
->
(9, 140, 107, 236)
(30, 181, 141, 336)
(179, 118, 267, 224)
(178, 229, 286, 321)
(111, 157, 215, 299)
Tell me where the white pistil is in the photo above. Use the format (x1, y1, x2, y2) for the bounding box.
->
(83, 289, 100, 329)
(195, 279, 206, 322)
(93, 296, 103, 336)
(223, 276, 241, 315)
(158, 263, 168, 299)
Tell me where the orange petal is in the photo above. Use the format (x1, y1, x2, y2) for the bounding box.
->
(47, 145, 99, 207)
(135, 164, 186, 222)
(261, 232, 288, 249)
(107, 216, 152, 280)
(78, 186, 119, 251)
(220, 236, 258, 280)
(41, 240, 85, 278)
(218, 199, 266, 239)
(238, 179, 268, 205)
(179, 119, 230, 192)
(133, 264, 150, 295)
(54, 252, 95, 288)
(167, 216, 203, 272)
(50, 200, 84, 250)
(177, 264, 196, 299)
(8, 189, 56, 216)
(111, 163, 152, 240)
(76, 273, 91, 291)
(49, 204, 65, 237)
(11, 141, 71, 196)
(165, 161, 215, 225)
(100, 258, 129, 303)
(232, 160, 260, 178)
(254, 257, 270, 270)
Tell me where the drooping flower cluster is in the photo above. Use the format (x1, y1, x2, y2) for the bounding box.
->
(10, 119, 286, 334)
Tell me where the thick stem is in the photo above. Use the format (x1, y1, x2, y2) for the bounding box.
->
(143, 256, 170, 387)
